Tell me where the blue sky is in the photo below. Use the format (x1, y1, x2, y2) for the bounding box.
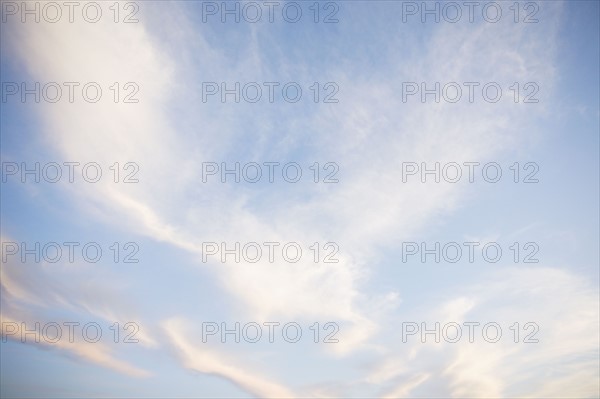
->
(1, 0, 599, 397)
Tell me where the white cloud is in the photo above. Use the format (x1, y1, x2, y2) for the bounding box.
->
(4, 2, 596, 398)
(163, 318, 295, 398)
(0, 312, 151, 378)
(366, 266, 599, 398)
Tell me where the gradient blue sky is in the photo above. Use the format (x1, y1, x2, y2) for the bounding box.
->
(1, 1, 599, 397)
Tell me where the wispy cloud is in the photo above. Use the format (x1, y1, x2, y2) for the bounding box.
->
(2, 1, 597, 397)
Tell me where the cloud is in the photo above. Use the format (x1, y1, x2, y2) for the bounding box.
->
(163, 318, 295, 398)
(1, 313, 151, 378)
(365, 266, 599, 398)
(1, 235, 158, 350)
(4, 2, 596, 397)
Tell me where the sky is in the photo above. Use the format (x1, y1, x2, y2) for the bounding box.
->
(0, 0, 599, 397)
